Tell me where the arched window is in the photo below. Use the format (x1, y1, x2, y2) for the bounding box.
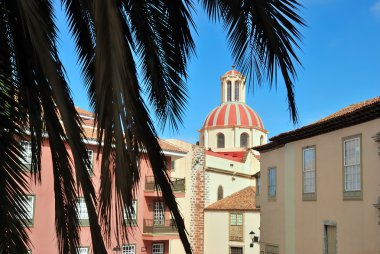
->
(217, 133, 225, 148)
(217, 185, 224, 200)
(260, 135, 264, 145)
(227, 81, 232, 101)
(240, 133, 249, 148)
(234, 81, 239, 101)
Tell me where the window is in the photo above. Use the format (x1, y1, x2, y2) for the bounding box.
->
(303, 146, 316, 200)
(256, 175, 261, 196)
(230, 246, 243, 254)
(268, 167, 276, 200)
(234, 81, 240, 101)
(227, 81, 232, 101)
(87, 149, 94, 174)
(124, 200, 137, 225)
(170, 160, 175, 172)
(230, 213, 243, 226)
(240, 133, 249, 148)
(217, 133, 225, 148)
(122, 244, 136, 254)
(260, 135, 264, 145)
(229, 213, 243, 241)
(217, 185, 223, 200)
(153, 202, 165, 225)
(265, 244, 279, 254)
(20, 195, 35, 226)
(152, 243, 164, 254)
(20, 141, 32, 168)
(77, 198, 89, 226)
(343, 136, 361, 199)
(77, 247, 89, 254)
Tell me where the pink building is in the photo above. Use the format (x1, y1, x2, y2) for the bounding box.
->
(22, 107, 187, 254)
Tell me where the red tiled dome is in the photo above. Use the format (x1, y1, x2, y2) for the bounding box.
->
(202, 102, 264, 130)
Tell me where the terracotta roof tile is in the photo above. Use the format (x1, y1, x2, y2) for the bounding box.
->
(75, 107, 187, 154)
(83, 126, 97, 140)
(205, 150, 246, 162)
(314, 96, 380, 124)
(158, 140, 187, 153)
(254, 96, 380, 152)
(205, 186, 258, 211)
(81, 127, 186, 153)
(75, 106, 94, 117)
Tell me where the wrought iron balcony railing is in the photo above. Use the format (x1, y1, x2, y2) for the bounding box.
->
(143, 219, 178, 234)
(145, 176, 185, 193)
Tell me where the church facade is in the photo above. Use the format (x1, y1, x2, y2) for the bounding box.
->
(168, 68, 266, 254)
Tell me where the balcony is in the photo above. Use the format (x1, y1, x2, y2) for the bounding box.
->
(142, 219, 179, 240)
(144, 176, 185, 195)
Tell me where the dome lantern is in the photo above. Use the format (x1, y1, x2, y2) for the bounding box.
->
(220, 65, 246, 104)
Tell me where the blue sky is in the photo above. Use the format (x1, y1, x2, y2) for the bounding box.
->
(55, 0, 380, 144)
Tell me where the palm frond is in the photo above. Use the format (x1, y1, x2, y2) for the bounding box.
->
(7, 0, 106, 253)
(124, 0, 195, 131)
(0, 6, 31, 253)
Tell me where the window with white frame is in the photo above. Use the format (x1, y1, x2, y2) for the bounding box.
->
(77, 198, 89, 225)
(153, 202, 165, 225)
(303, 147, 316, 199)
(122, 244, 136, 254)
(170, 160, 175, 172)
(77, 247, 89, 254)
(87, 150, 94, 174)
(230, 213, 243, 226)
(343, 136, 361, 193)
(123, 200, 137, 222)
(229, 213, 243, 241)
(268, 167, 276, 199)
(20, 195, 35, 226)
(20, 141, 32, 165)
(152, 243, 164, 254)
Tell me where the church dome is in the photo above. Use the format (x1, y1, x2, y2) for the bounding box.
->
(223, 69, 242, 77)
(202, 102, 264, 131)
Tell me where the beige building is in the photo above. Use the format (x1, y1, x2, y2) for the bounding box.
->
(204, 186, 260, 254)
(164, 139, 194, 254)
(254, 97, 380, 254)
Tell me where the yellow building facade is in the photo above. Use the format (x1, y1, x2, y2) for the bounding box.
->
(255, 97, 380, 254)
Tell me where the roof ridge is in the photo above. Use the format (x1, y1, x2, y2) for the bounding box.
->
(254, 96, 380, 152)
(158, 139, 187, 153)
(205, 186, 258, 211)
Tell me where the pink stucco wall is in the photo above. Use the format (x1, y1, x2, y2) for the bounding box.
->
(27, 136, 176, 254)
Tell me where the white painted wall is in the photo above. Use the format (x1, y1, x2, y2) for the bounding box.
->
(165, 140, 193, 254)
(204, 211, 260, 254)
(200, 127, 267, 150)
(204, 153, 259, 207)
